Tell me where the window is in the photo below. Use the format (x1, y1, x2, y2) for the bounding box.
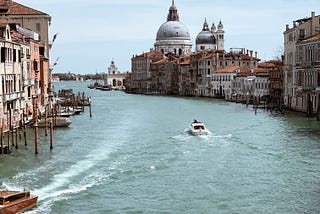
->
(288, 34, 293, 43)
(1, 47, 5, 62)
(13, 49, 17, 62)
(33, 60, 39, 71)
(36, 23, 41, 31)
(299, 29, 305, 40)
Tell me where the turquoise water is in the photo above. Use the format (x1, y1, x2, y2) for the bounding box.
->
(1, 81, 320, 213)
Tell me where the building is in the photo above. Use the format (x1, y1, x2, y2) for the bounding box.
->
(10, 23, 41, 120)
(283, 11, 320, 114)
(106, 60, 129, 90)
(195, 48, 260, 98)
(0, 22, 40, 130)
(262, 60, 284, 110)
(0, 0, 52, 106)
(154, 0, 192, 56)
(213, 66, 250, 100)
(295, 34, 320, 115)
(129, 52, 164, 93)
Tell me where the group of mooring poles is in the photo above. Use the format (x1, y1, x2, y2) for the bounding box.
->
(0, 111, 54, 156)
(33, 101, 55, 155)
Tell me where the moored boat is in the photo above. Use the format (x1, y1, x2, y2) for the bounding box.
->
(189, 120, 208, 135)
(37, 117, 72, 128)
(0, 190, 38, 214)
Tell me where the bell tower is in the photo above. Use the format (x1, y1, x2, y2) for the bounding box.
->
(216, 20, 225, 50)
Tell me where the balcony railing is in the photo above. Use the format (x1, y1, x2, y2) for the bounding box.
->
(4, 92, 21, 102)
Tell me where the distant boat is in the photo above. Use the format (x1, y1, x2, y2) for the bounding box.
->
(37, 117, 72, 128)
(189, 120, 208, 135)
(0, 190, 38, 214)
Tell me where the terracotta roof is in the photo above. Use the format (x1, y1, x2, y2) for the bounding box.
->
(258, 62, 276, 68)
(136, 51, 163, 58)
(153, 58, 168, 65)
(216, 66, 251, 73)
(178, 57, 190, 65)
(0, 1, 48, 16)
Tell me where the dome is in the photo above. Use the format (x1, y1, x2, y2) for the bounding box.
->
(196, 20, 216, 45)
(156, 21, 190, 40)
(196, 31, 216, 45)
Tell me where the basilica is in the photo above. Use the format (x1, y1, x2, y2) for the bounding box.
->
(154, 0, 225, 55)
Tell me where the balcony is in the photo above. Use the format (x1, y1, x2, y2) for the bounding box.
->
(296, 86, 316, 91)
(4, 92, 21, 102)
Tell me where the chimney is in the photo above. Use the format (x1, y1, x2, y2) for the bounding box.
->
(286, 24, 289, 31)
(293, 21, 296, 28)
(255, 51, 257, 58)
(311, 11, 315, 18)
(250, 50, 253, 58)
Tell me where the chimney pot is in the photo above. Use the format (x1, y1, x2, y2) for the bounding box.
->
(286, 24, 289, 31)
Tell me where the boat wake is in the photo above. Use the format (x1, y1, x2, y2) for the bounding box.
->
(172, 128, 233, 144)
(4, 146, 124, 214)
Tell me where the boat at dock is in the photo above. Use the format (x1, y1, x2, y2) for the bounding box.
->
(37, 117, 72, 128)
(189, 120, 208, 135)
(0, 190, 38, 214)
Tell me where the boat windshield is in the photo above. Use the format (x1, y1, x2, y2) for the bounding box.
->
(194, 125, 204, 130)
(0, 192, 27, 204)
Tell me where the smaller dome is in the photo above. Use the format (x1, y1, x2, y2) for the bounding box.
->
(196, 31, 216, 45)
(196, 19, 216, 45)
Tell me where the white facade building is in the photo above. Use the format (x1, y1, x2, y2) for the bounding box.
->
(212, 66, 240, 100)
(106, 60, 128, 89)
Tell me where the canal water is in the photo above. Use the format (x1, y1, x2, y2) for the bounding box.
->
(1, 81, 320, 213)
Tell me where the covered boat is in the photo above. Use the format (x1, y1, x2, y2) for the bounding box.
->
(0, 190, 38, 214)
(37, 117, 72, 128)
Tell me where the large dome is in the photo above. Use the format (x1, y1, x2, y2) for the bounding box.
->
(156, 21, 190, 40)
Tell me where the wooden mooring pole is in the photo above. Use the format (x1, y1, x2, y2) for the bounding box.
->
(34, 123, 38, 155)
(0, 126, 3, 154)
(50, 120, 53, 150)
(15, 129, 18, 150)
(317, 100, 320, 121)
(89, 97, 92, 118)
(24, 124, 27, 146)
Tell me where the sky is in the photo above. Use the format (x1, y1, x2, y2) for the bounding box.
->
(17, 0, 320, 74)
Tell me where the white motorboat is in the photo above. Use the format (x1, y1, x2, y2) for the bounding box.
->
(189, 120, 208, 135)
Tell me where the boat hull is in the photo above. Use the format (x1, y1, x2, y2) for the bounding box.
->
(37, 117, 72, 127)
(190, 129, 208, 135)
